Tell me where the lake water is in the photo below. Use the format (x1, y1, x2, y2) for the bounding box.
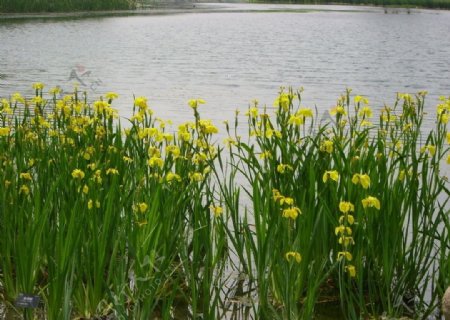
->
(0, 3, 449, 129)
(0, 4, 449, 318)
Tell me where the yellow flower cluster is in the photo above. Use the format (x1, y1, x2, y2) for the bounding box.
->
(19, 184, 30, 195)
(0, 127, 11, 136)
(133, 202, 148, 213)
(358, 106, 373, 118)
(20, 172, 32, 181)
(105, 92, 119, 101)
(330, 106, 346, 116)
(88, 199, 101, 210)
(189, 172, 203, 182)
(32, 82, 45, 90)
(420, 145, 436, 157)
(259, 150, 272, 160)
(273, 189, 301, 220)
(336, 201, 356, 278)
(188, 98, 206, 109)
(276, 163, 293, 174)
(287, 107, 313, 126)
(198, 119, 219, 135)
(274, 91, 291, 111)
(166, 172, 181, 183)
(437, 96, 450, 124)
(106, 168, 119, 175)
(134, 96, 148, 110)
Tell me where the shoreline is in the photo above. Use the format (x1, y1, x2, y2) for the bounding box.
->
(0, 2, 447, 21)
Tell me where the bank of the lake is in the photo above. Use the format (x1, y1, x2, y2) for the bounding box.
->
(1, 0, 450, 13)
(0, 0, 135, 13)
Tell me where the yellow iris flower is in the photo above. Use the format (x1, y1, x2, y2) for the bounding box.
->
(362, 196, 381, 210)
(32, 82, 45, 90)
(189, 172, 204, 182)
(323, 170, 339, 183)
(345, 265, 356, 277)
(335, 225, 352, 236)
(134, 97, 148, 110)
(0, 127, 11, 136)
(339, 214, 355, 225)
(420, 145, 436, 157)
(188, 98, 206, 109)
(106, 168, 119, 175)
(358, 106, 373, 118)
(72, 169, 85, 180)
(148, 157, 164, 169)
(20, 172, 32, 180)
(282, 207, 301, 220)
(329, 106, 346, 116)
(339, 201, 354, 214)
(285, 251, 302, 263)
(320, 140, 333, 154)
(210, 205, 223, 218)
(351, 173, 370, 189)
(137, 202, 148, 213)
(277, 163, 293, 174)
(338, 251, 353, 261)
(19, 185, 30, 195)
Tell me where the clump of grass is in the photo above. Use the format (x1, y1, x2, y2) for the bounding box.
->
(0, 84, 448, 319)
(0, 0, 136, 13)
(219, 88, 449, 318)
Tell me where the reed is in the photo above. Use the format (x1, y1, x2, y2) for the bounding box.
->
(0, 0, 135, 13)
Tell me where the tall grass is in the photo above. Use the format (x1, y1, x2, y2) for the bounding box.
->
(0, 84, 449, 319)
(0, 0, 135, 13)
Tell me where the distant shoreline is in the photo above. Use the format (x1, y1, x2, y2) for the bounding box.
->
(0, 2, 447, 21)
(0, 1, 448, 18)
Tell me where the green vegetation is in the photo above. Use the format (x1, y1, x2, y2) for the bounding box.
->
(1, 0, 449, 13)
(0, 84, 449, 319)
(0, 0, 136, 13)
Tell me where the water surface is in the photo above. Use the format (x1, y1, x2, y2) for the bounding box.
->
(0, 3, 449, 128)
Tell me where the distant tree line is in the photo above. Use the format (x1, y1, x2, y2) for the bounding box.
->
(0, 0, 136, 12)
(0, 0, 448, 13)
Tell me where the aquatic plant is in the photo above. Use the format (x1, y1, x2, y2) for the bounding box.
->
(0, 84, 448, 319)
